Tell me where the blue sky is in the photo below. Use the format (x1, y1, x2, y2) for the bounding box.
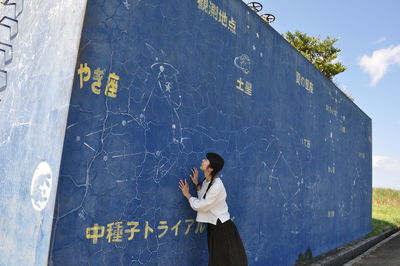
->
(254, 0, 400, 189)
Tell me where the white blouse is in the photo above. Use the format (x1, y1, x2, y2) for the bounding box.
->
(188, 177, 230, 225)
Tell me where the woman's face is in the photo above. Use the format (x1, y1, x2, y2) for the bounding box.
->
(200, 158, 211, 172)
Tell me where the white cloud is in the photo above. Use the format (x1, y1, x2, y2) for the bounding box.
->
(358, 45, 400, 86)
(373, 155, 400, 171)
(373, 37, 387, 44)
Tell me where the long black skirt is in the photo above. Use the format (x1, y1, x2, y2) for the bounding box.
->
(207, 219, 248, 266)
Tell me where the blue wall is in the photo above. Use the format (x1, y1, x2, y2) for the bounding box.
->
(49, 0, 372, 265)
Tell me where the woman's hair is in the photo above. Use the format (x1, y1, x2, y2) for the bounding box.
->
(206, 152, 224, 178)
(203, 152, 224, 199)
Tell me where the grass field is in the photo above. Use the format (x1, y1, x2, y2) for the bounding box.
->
(370, 188, 400, 236)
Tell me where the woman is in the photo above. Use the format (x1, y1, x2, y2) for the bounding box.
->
(178, 152, 248, 266)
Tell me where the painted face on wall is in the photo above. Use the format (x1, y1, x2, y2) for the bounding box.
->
(31, 162, 53, 211)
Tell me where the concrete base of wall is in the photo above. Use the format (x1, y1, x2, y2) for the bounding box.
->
(301, 229, 399, 266)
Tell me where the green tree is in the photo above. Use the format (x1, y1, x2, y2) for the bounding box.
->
(283, 30, 346, 80)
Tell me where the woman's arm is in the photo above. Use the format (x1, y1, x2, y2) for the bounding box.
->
(188, 182, 221, 212)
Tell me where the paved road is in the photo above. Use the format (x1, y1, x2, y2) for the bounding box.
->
(347, 232, 400, 266)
